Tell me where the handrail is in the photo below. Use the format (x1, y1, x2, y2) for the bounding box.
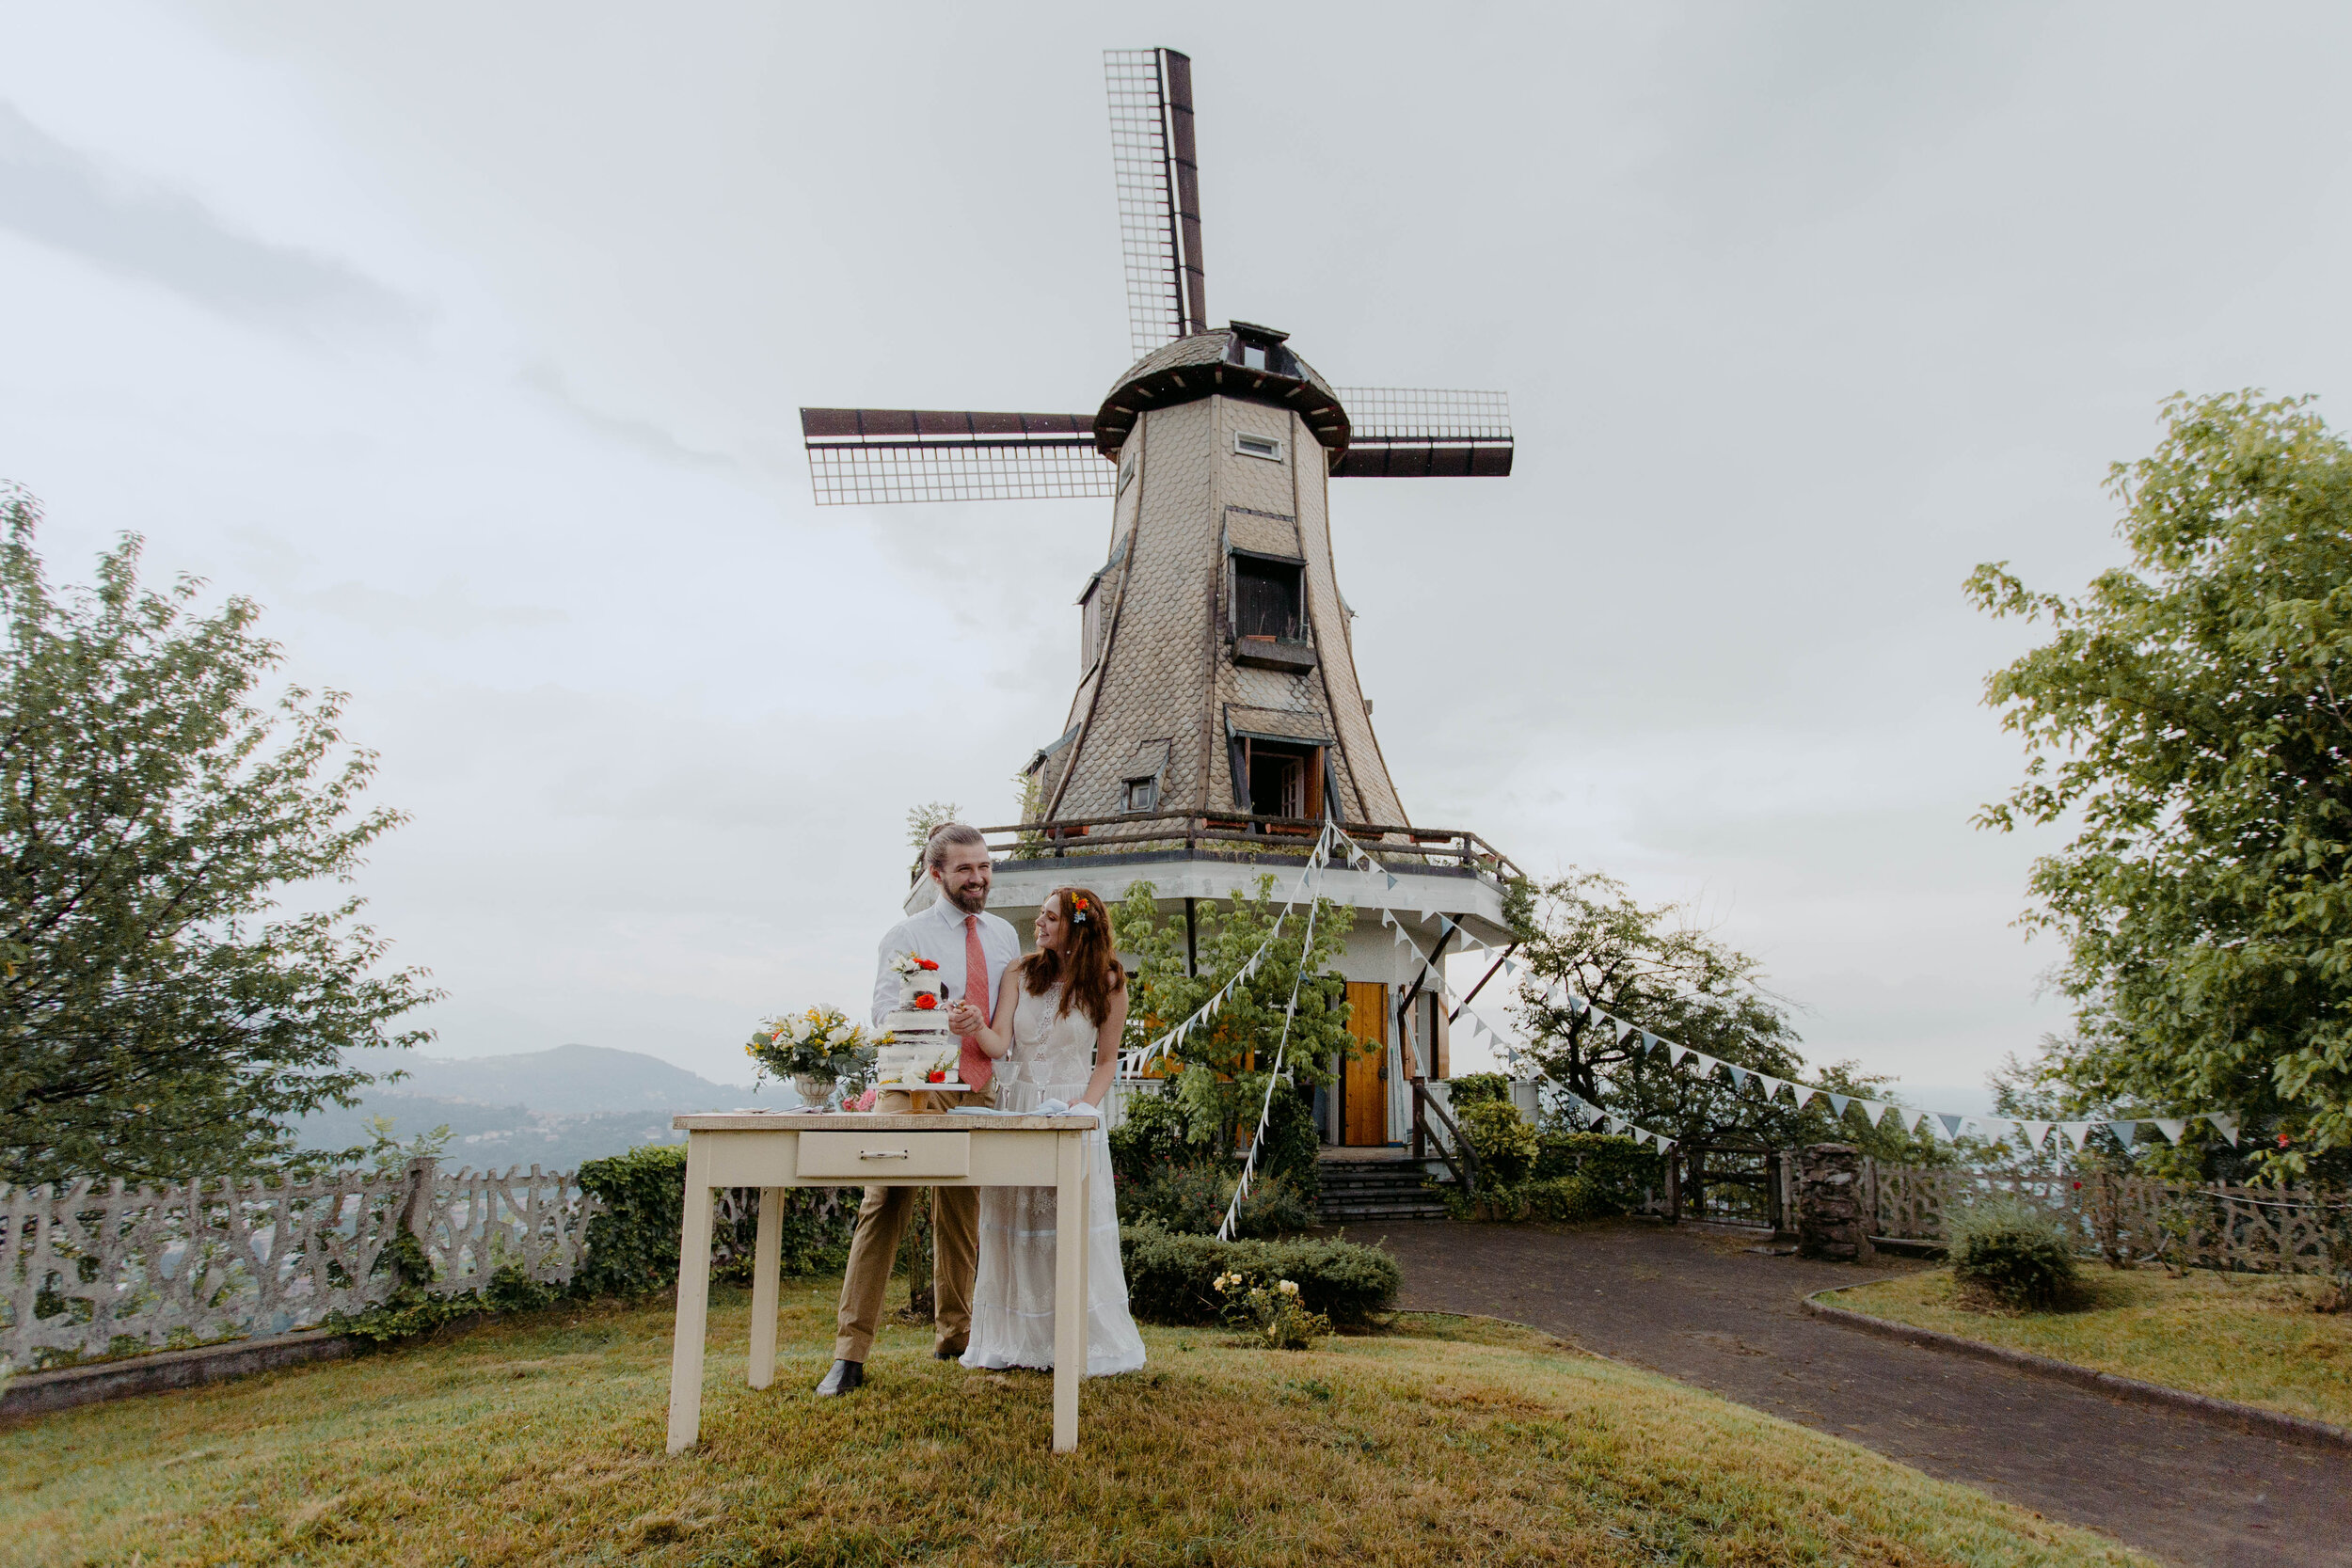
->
(958, 812, 1524, 884)
(1415, 1084, 1480, 1197)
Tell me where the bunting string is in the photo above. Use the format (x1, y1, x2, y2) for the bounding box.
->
(1535, 979, 2244, 1155)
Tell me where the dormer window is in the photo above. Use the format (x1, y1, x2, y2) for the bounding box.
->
(1122, 775, 1158, 815)
(1233, 432, 1284, 463)
(1241, 341, 1269, 372)
(1227, 321, 1295, 378)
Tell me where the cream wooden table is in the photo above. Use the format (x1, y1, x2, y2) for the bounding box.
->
(663, 1111, 1097, 1455)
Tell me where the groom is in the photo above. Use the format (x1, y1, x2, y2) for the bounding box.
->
(815, 821, 1020, 1396)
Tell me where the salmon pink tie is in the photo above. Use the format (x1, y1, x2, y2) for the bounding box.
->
(960, 914, 993, 1092)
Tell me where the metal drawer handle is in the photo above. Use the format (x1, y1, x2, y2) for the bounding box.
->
(859, 1149, 911, 1160)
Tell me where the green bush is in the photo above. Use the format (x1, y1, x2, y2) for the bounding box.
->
(1947, 1196, 2080, 1309)
(1447, 1072, 1511, 1108)
(1119, 1222, 1399, 1326)
(1447, 1175, 1610, 1225)
(1108, 1090, 1194, 1189)
(1459, 1099, 1539, 1184)
(571, 1144, 854, 1299)
(1534, 1131, 1664, 1206)
(1119, 1162, 1312, 1239)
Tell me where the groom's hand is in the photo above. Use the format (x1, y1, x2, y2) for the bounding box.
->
(947, 1001, 983, 1034)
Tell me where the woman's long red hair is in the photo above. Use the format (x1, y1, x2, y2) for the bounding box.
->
(1021, 886, 1124, 1026)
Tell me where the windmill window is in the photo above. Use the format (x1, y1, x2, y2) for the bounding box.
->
(1233, 432, 1284, 463)
(1241, 341, 1270, 372)
(1121, 775, 1158, 815)
(1118, 451, 1137, 496)
(1233, 555, 1303, 641)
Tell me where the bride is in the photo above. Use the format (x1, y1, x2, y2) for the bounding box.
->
(946, 886, 1147, 1377)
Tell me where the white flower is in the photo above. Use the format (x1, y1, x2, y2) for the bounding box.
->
(1279, 1279, 1298, 1295)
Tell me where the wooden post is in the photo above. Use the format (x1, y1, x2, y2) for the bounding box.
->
(746, 1186, 784, 1389)
(665, 1134, 716, 1453)
(1665, 1150, 1681, 1224)
(1052, 1131, 1087, 1453)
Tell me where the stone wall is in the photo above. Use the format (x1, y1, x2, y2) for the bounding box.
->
(1795, 1144, 1876, 1263)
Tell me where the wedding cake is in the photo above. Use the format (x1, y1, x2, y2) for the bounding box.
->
(876, 951, 964, 1088)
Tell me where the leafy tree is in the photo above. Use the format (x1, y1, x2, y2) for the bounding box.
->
(1967, 392, 2352, 1177)
(0, 489, 437, 1186)
(1114, 873, 1356, 1180)
(1508, 868, 1947, 1163)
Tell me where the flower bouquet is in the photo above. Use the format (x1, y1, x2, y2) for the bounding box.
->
(746, 1006, 876, 1109)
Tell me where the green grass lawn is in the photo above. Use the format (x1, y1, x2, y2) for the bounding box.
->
(0, 1274, 2150, 1567)
(1830, 1266, 2352, 1429)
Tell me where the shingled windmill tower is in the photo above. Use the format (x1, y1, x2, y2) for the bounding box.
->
(802, 50, 1523, 1148)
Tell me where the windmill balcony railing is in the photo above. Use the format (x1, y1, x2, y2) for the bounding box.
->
(925, 812, 1522, 887)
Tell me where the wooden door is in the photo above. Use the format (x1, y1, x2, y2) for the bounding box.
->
(1342, 981, 1389, 1146)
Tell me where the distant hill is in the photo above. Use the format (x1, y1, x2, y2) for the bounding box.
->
(292, 1044, 781, 1172)
(349, 1043, 760, 1115)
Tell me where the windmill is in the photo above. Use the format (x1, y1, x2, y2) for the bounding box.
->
(802, 49, 1523, 1151)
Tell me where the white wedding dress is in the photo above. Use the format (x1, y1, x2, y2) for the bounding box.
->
(961, 982, 1147, 1377)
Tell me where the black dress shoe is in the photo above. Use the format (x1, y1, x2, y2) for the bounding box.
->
(934, 1344, 966, 1361)
(815, 1359, 865, 1396)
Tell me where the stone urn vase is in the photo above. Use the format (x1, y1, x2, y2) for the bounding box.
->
(791, 1073, 839, 1110)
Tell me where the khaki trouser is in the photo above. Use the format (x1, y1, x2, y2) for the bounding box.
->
(832, 1083, 992, 1362)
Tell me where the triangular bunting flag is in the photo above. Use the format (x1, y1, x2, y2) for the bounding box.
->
(1724, 1065, 1750, 1090)
(2107, 1120, 2137, 1149)
(1385, 872, 1397, 891)
(2204, 1113, 2239, 1146)
(1641, 1031, 1661, 1053)
(1828, 1093, 1851, 1118)
(2060, 1121, 2093, 1151)
(2152, 1117, 2186, 1145)
(2018, 1121, 2053, 1149)
(1935, 1113, 1965, 1142)
(1756, 1075, 1786, 1102)
(1615, 1020, 1638, 1045)
(1502, 958, 1518, 976)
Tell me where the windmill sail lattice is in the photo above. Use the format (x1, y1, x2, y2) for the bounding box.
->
(1104, 48, 1208, 356)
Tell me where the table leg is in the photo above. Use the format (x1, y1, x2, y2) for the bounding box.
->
(747, 1185, 784, 1389)
(664, 1136, 716, 1454)
(1052, 1131, 1086, 1453)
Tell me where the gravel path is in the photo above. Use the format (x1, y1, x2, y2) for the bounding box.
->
(1360, 1218, 2349, 1568)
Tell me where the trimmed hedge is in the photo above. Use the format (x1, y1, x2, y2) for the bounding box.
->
(1118, 1162, 1313, 1239)
(1534, 1132, 1663, 1206)
(1949, 1197, 2078, 1309)
(572, 1144, 855, 1299)
(1447, 1174, 1610, 1226)
(1119, 1221, 1400, 1326)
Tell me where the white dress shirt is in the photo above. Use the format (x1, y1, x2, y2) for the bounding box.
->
(870, 895, 1023, 1030)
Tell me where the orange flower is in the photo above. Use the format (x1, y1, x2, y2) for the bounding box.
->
(914, 994, 938, 1010)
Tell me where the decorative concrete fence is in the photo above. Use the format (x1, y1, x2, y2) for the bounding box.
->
(1864, 1161, 2347, 1275)
(1, 1161, 600, 1370)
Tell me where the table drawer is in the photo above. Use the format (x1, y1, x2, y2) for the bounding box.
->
(795, 1130, 970, 1180)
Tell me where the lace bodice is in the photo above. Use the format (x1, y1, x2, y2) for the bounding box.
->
(1001, 981, 1102, 1101)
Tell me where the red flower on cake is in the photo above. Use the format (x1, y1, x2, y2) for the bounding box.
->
(916, 958, 940, 971)
(926, 1069, 946, 1083)
(914, 994, 938, 1010)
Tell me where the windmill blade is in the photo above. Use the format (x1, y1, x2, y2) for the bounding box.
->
(1329, 388, 1514, 478)
(800, 409, 1112, 505)
(1104, 48, 1208, 358)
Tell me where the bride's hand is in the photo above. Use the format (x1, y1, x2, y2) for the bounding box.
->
(946, 1001, 984, 1034)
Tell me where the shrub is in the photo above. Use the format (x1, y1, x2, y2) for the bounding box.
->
(1534, 1132, 1663, 1206)
(1459, 1099, 1539, 1185)
(1108, 1089, 1194, 1189)
(1448, 1175, 1610, 1225)
(1120, 1223, 1399, 1326)
(1947, 1196, 2079, 1309)
(1447, 1072, 1511, 1108)
(1212, 1268, 1330, 1350)
(1119, 1162, 1312, 1238)
(572, 1144, 853, 1299)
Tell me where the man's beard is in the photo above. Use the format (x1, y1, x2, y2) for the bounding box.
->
(942, 880, 989, 914)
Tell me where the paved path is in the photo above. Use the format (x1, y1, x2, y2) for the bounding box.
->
(1364, 1219, 2349, 1568)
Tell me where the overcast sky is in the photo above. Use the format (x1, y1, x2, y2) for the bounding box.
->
(5, 3, 2347, 1102)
